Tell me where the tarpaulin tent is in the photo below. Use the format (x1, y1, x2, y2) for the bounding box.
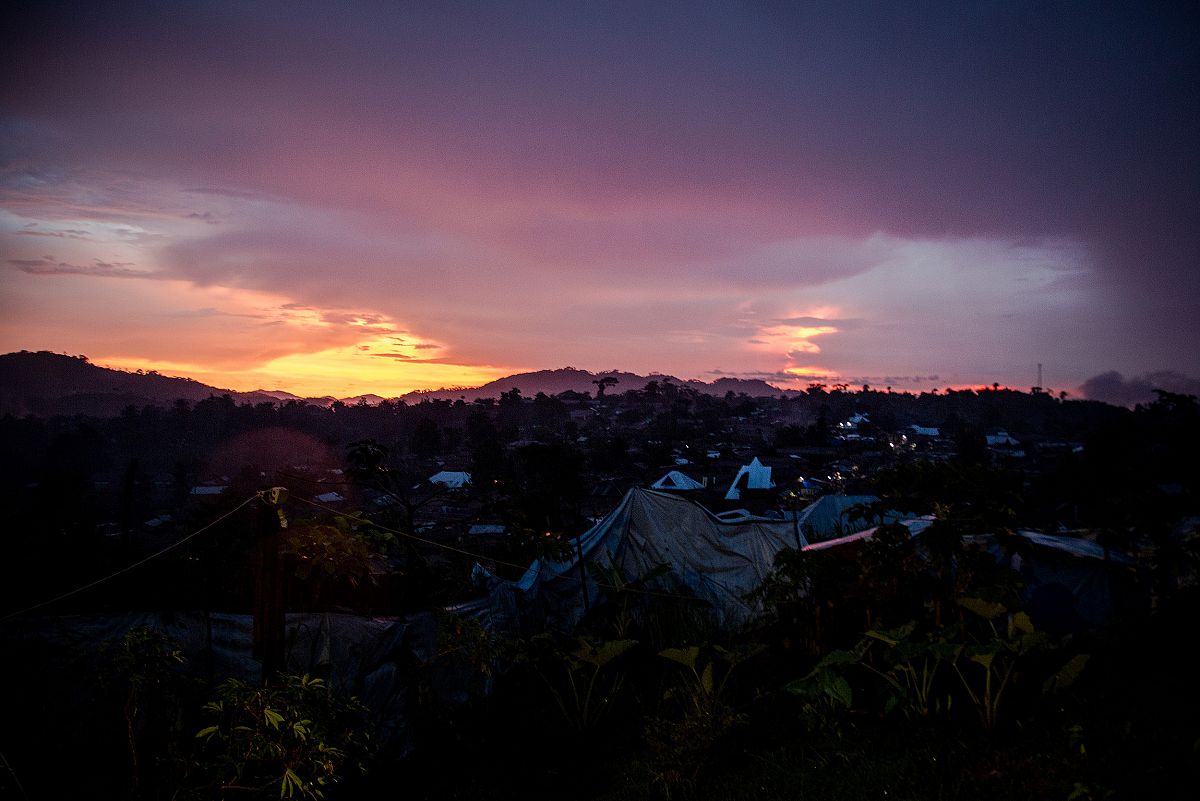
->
(471, 488, 808, 632)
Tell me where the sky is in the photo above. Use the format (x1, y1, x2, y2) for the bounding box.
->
(1, 1, 1197, 400)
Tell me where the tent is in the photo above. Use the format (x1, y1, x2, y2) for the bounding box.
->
(471, 488, 808, 632)
(465, 485, 1139, 634)
(650, 470, 704, 491)
(789, 494, 881, 543)
(802, 521, 1133, 631)
(725, 457, 775, 500)
(973, 531, 1134, 630)
(429, 471, 471, 489)
(802, 516, 935, 552)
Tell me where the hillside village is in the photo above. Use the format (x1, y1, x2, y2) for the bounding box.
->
(1, 355, 1197, 800)
(0, 356, 1148, 609)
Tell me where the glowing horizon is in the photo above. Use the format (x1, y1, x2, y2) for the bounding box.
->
(2, 3, 1196, 401)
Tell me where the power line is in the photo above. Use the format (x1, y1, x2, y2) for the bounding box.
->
(0, 494, 259, 624)
(277, 471, 357, 487)
(294, 495, 533, 573)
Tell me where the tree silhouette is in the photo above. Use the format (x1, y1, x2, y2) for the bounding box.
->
(592, 376, 618, 398)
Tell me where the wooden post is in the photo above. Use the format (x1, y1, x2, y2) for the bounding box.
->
(253, 487, 288, 683)
(576, 533, 590, 617)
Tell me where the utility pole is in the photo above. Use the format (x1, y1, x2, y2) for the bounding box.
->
(575, 532, 590, 616)
(253, 487, 288, 684)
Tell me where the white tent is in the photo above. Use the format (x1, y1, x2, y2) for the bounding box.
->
(725, 457, 775, 500)
(429, 470, 471, 489)
(650, 470, 704, 491)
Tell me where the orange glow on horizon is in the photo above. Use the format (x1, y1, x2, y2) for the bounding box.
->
(98, 333, 520, 398)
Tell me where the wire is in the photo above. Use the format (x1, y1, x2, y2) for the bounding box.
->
(294, 495, 532, 573)
(293, 496, 705, 604)
(0, 494, 260, 624)
(277, 471, 357, 487)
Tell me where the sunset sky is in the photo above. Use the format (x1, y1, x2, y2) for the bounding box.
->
(2, 2, 1197, 399)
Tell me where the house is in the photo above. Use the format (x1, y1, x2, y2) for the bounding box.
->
(986, 430, 1019, 447)
(837, 413, 870, 431)
(467, 523, 507, 537)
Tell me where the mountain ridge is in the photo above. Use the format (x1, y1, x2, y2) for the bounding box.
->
(0, 351, 789, 417)
(397, 367, 787, 401)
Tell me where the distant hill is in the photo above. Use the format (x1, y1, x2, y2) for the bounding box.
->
(0, 352, 790, 417)
(0, 351, 299, 417)
(341, 393, 390, 406)
(398, 367, 788, 401)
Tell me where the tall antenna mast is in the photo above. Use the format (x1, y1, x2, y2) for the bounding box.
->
(1037, 363, 1043, 389)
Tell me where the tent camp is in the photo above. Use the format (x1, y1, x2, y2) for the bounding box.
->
(470, 487, 809, 632)
(466, 487, 1135, 636)
(801, 522, 1133, 631)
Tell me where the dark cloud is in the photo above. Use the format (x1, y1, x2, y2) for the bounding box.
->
(704, 368, 948, 388)
(770, 316, 863, 328)
(1079, 371, 1200, 407)
(317, 310, 388, 326)
(9, 257, 159, 279)
(160, 307, 267, 319)
(17, 225, 90, 239)
(369, 353, 467, 365)
(706, 369, 833, 382)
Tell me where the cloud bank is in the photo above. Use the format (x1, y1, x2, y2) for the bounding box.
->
(1079, 371, 1200, 408)
(1, 2, 1196, 394)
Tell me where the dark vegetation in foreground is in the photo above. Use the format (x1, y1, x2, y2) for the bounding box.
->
(0, 384, 1197, 799)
